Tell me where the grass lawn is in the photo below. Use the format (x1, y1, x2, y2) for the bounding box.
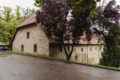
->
(6, 51, 120, 71)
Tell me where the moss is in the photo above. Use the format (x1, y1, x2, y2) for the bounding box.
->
(1, 42, 9, 46)
(6, 51, 120, 71)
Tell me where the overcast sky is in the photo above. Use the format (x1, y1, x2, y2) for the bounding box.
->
(0, 0, 120, 9)
(99, 0, 120, 6)
(0, 0, 37, 9)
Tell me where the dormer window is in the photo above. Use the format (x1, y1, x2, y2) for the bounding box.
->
(27, 32, 30, 39)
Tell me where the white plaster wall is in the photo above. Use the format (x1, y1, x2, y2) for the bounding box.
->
(50, 45, 103, 64)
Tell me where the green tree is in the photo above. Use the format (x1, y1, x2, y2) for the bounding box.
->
(21, 8, 35, 22)
(15, 6, 21, 20)
(92, 0, 120, 66)
(100, 24, 120, 67)
(0, 6, 14, 43)
(0, 6, 35, 44)
(71, 0, 100, 11)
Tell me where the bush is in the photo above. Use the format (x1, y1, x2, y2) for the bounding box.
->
(100, 47, 120, 67)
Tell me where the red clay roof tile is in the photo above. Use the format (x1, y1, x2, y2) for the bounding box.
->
(17, 13, 36, 28)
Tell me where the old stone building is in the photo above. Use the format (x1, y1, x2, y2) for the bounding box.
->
(11, 13, 103, 64)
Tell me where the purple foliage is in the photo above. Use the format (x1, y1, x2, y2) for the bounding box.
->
(36, 0, 97, 60)
(93, 0, 120, 35)
(36, 0, 92, 44)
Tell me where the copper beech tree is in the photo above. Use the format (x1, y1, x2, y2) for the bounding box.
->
(35, 0, 99, 60)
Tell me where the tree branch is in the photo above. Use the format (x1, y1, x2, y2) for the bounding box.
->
(0, 16, 6, 21)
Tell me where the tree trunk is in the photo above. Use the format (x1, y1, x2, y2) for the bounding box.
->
(67, 55, 71, 61)
(105, 37, 112, 66)
(106, 44, 112, 66)
(63, 44, 74, 61)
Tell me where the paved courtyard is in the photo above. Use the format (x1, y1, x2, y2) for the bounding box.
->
(0, 51, 119, 80)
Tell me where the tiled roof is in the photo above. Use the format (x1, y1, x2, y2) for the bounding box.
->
(50, 32, 103, 45)
(17, 13, 36, 28)
(79, 34, 103, 44)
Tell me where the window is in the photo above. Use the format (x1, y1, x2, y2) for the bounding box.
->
(21, 45, 24, 52)
(90, 47, 92, 51)
(95, 47, 97, 50)
(34, 44, 37, 53)
(75, 55, 78, 61)
(27, 32, 30, 39)
(81, 48, 83, 52)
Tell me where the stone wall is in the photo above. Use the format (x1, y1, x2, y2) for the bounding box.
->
(12, 23, 103, 64)
(12, 24, 49, 56)
(49, 44, 103, 64)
